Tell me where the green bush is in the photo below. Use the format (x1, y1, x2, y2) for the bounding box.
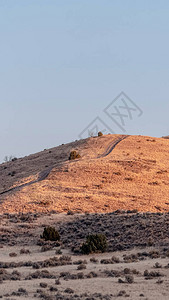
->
(69, 150, 81, 160)
(98, 131, 103, 137)
(41, 226, 60, 241)
(81, 234, 108, 254)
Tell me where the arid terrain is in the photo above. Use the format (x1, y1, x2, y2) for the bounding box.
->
(0, 211, 169, 299)
(0, 134, 169, 214)
(0, 134, 169, 299)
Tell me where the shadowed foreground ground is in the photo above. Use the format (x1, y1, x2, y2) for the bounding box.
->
(0, 211, 169, 299)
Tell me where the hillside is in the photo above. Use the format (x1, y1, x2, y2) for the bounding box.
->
(0, 134, 169, 214)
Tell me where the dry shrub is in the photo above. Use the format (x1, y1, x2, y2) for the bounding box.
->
(41, 227, 60, 241)
(81, 233, 108, 254)
(69, 150, 81, 160)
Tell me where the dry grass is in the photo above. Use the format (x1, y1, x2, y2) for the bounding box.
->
(0, 134, 169, 214)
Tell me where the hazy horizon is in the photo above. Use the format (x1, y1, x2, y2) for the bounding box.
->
(1, 0, 169, 162)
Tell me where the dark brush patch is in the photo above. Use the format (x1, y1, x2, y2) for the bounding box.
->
(57, 212, 169, 253)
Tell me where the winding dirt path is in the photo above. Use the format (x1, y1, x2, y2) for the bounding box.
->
(0, 167, 54, 196)
(99, 135, 129, 158)
(0, 135, 129, 196)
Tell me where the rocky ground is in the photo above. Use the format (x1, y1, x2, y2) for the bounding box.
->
(0, 211, 169, 299)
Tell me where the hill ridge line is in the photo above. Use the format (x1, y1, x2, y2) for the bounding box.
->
(0, 135, 129, 197)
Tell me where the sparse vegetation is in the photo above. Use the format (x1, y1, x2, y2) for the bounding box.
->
(100, 256, 120, 264)
(9, 252, 17, 257)
(1, 211, 169, 299)
(20, 248, 30, 255)
(8, 171, 16, 177)
(67, 210, 74, 215)
(81, 233, 108, 254)
(144, 269, 164, 279)
(124, 177, 133, 181)
(90, 257, 99, 263)
(77, 264, 86, 270)
(4, 155, 17, 162)
(69, 150, 81, 160)
(41, 227, 60, 241)
(125, 274, 134, 283)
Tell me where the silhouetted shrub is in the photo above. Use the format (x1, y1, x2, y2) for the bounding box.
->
(81, 234, 108, 254)
(4, 155, 15, 162)
(12, 157, 17, 162)
(69, 150, 81, 160)
(98, 131, 103, 137)
(41, 227, 60, 241)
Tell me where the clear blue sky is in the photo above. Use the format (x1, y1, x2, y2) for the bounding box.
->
(0, 0, 169, 162)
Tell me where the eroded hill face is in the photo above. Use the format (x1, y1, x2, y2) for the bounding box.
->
(0, 134, 169, 214)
